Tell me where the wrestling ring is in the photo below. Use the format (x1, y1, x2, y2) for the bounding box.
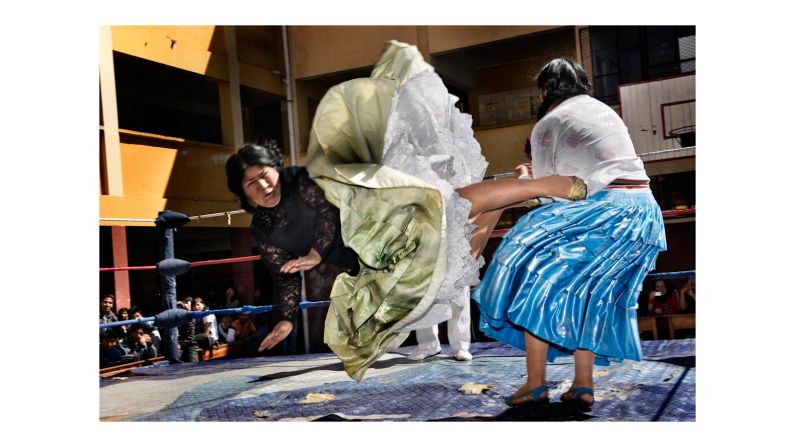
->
(100, 206, 695, 422)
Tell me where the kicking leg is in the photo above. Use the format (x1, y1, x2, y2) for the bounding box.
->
(457, 175, 582, 217)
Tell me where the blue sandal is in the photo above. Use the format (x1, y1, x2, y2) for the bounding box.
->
(560, 387, 594, 411)
(504, 385, 549, 407)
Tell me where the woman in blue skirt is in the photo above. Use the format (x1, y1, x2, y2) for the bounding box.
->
(473, 58, 667, 410)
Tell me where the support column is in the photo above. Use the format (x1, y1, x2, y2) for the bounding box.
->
(575, 26, 584, 65)
(219, 26, 244, 148)
(416, 26, 431, 61)
(99, 26, 124, 196)
(230, 228, 255, 305)
(111, 226, 131, 310)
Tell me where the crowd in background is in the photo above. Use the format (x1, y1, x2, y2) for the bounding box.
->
(102, 275, 695, 368)
(640, 275, 696, 316)
(100, 287, 299, 368)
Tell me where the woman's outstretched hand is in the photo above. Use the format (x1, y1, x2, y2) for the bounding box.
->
(514, 163, 533, 178)
(258, 320, 294, 351)
(280, 249, 322, 274)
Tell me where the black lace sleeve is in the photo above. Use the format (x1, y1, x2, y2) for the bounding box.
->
(298, 172, 340, 259)
(258, 243, 300, 322)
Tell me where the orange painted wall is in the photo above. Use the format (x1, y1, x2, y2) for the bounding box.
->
(475, 124, 533, 177)
(100, 130, 250, 228)
(111, 26, 284, 96)
(427, 26, 563, 54)
(288, 26, 421, 80)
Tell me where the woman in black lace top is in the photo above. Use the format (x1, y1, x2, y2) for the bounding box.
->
(226, 143, 359, 351)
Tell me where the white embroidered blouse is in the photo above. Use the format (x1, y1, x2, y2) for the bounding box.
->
(530, 94, 649, 197)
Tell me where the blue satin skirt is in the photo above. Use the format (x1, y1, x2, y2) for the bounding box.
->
(473, 189, 667, 365)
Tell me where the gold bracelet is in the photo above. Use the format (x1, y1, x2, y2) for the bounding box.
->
(567, 177, 587, 201)
(523, 198, 542, 209)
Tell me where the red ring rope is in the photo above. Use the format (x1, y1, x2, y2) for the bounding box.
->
(99, 265, 157, 272)
(100, 255, 263, 272)
(189, 255, 262, 267)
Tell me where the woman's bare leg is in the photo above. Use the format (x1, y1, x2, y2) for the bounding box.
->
(468, 208, 506, 258)
(509, 332, 550, 404)
(569, 349, 595, 404)
(457, 176, 577, 217)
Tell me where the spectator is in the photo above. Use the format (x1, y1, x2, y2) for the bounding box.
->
(129, 307, 162, 352)
(224, 287, 240, 309)
(100, 294, 117, 336)
(192, 297, 218, 350)
(679, 275, 696, 314)
(176, 301, 198, 362)
(180, 295, 193, 312)
(114, 307, 131, 343)
(124, 324, 158, 361)
(117, 307, 130, 321)
(206, 288, 220, 311)
(647, 280, 679, 315)
(100, 333, 125, 368)
(218, 315, 237, 344)
(232, 314, 258, 342)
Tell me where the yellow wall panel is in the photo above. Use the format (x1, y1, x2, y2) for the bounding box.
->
(236, 26, 283, 70)
(112, 26, 283, 95)
(119, 141, 237, 203)
(239, 63, 284, 96)
(112, 26, 228, 80)
(474, 123, 533, 177)
(139, 26, 224, 53)
(428, 26, 563, 54)
(120, 143, 177, 198)
(289, 26, 420, 79)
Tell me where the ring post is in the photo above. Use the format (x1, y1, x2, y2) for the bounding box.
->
(157, 211, 181, 364)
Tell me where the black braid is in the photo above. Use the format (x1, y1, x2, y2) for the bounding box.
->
(537, 90, 559, 121)
(535, 58, 592, 121)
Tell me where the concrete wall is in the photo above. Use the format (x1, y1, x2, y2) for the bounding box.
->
(427, 26, 562, 54)
(102, 26, 286, 228)
(474, 124, 532, 177)
(111, 26, 284, 96)
(99, 130, 250, 228)
(469, 28, 577, 126)
(287, 26, 565, 80)
(289, 26, 422, 80)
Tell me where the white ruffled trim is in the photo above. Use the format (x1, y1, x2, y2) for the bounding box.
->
(380, 71, 488, 330)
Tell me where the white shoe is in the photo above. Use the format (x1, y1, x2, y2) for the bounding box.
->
(407, 346, 441, 361)
(453, 349, 473, 361)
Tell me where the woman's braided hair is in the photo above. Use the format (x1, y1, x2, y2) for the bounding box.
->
(536, 58, 592, 121)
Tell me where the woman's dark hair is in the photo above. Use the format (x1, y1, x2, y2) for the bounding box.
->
(652, 280, 673, 300)
(225, 141, 284, 213)
(535, 58, 592, 120)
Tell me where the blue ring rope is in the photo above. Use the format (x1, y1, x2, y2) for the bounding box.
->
(99, 300, 332, 329)
(645, 270, 695, 280)
(100, 270, 695, 330)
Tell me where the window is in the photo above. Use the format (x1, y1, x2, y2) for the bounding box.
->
(114, 52, 224, 144)
(585, 26, 696, 105)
